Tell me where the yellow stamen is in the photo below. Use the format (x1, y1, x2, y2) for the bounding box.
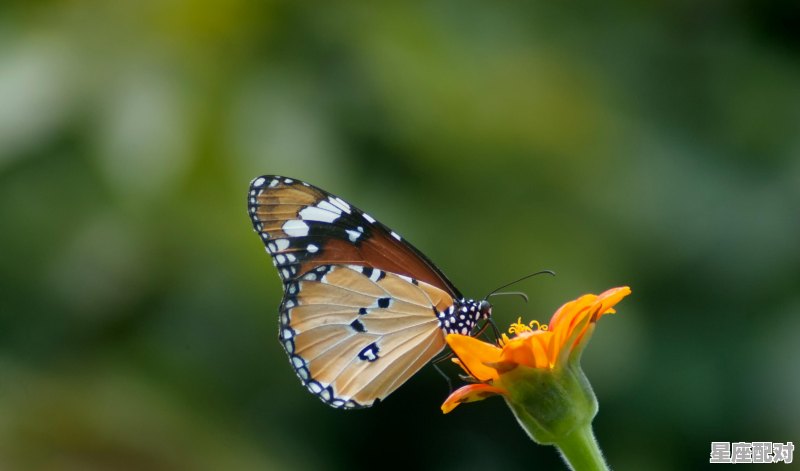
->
(508, 317, 531, 335)
(529, 320, 548, 331)
(507, 317, 548, 338)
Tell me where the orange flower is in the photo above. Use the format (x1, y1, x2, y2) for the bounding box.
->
(442, 286, 631, 414)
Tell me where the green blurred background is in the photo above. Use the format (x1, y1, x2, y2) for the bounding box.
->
(1, 1, 798, 470)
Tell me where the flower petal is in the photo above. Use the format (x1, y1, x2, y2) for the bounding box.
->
(500, 331, 553, 369)
(440, 383, 507, 414)
(549, 295, 595, 333)
(591, 286, 631, 322)
(549, 301, 593, 364)
(547, 286, 631, 364)
(556, 311, 594, 365)
(446, 334, 502, 382)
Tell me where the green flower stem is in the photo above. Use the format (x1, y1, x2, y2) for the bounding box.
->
(554, 425, 609, 471)
(499, 362, 610, 470)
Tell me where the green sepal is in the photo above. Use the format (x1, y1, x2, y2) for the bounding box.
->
(499, 362, 597, 445)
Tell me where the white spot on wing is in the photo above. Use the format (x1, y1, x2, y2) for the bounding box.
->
(316, 200, 342, 214)
(390, 231, 401, 240)
(276, 254, 286, 264)
(362, 213, 376, 223)
(252, 177, 266, 187)
(269, 179, 280, 187)
(284, 178, 294, 184)
(285, 253, 297, 262)
(299, 206, 339, 223)
(363, 349, 377, 361)
(346, 229, 361, 242)
(398, 275, 413, 283)
(282, 220, 309, 237)
(369, 270, 382, 282)
(307, 244, 319, 253)
(275, 239, 290, 251)
(330, 197, 351, 214)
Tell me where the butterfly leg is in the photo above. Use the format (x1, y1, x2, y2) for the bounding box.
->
(431, 353, 455, 393)
(486, 318, 501, 340)
(473, 318, 501, 343)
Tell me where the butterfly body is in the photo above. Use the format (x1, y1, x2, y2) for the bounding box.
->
(248, 175, 492, 409)
(437, 298, 492, 335)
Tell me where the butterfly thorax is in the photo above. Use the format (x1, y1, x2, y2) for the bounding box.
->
(438, 298, 492, 336)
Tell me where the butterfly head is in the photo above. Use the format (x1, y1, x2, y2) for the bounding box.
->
(478, 299, 492, 320)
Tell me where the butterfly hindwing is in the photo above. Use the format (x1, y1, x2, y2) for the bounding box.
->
(280, 264, 454, 408)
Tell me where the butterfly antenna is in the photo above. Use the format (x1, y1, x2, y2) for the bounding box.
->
(482, 270, 556, 300)
(486, 291, 529, 303)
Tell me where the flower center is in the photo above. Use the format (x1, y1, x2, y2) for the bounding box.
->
(508, 317, 549, 335)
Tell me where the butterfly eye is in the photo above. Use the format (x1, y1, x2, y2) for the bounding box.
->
(478, 300, 492, 319)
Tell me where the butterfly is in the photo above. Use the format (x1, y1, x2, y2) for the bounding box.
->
(247, 175, 493, 409)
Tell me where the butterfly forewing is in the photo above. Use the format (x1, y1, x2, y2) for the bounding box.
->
(281, 265, 453, 408)
(248, 175, 461, 297)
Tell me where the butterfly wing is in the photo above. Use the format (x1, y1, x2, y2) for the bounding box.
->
(248, 175, 461, 408)
(282, 264, 454, 408)
(247, 175, 462, 298)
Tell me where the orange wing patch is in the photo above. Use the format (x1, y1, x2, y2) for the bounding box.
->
(254, 184, 323, 236)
